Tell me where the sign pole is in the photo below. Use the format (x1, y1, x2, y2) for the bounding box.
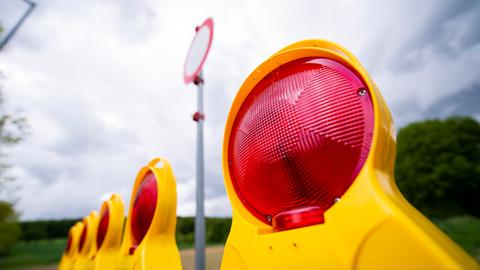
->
(183, 18, 212, 270)
(194, 71, 205, 270)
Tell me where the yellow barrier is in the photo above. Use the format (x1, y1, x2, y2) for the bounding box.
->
(73, 211, 99, 270)
(220, 40, 479, 269)
(59, 221, 84, 270)
(93, 194, 125, 270)
(118, 157, 182, 270)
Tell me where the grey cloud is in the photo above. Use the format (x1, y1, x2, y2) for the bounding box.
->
(390, 0, 480, 72)
(205, 167, 225, 199)
(391, 99, 423, 127)
(424, 83, 480, 119)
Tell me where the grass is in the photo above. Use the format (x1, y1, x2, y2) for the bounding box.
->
(0, 216, 479, 269)
(0, 238, 66, 269)
(434, 215, 480, 261)
(0, 239, 219, 269)
(180, 245, 224, 270)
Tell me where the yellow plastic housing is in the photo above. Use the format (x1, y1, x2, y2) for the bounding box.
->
(93, 194, 125, 270)
(73, 211, 99, 270)
(118, 158, 182, 270)
(59, 221, 84, 270)
(220, 40, 479, 270)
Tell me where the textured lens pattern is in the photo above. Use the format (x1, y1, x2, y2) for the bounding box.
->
(131, 172, 157, 245)
(228, 58, 373, 224)
(96, 205, 109, 249)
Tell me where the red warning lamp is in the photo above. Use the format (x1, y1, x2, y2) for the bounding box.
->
(78, 222, 87, 252)
(228, 58, 373, 229)
(131, 172, 158, 246)
(96, 205, 109, 249)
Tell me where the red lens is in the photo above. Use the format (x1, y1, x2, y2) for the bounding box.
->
(273, 206, 325, 232)
(228, 58, 373, 226)
(65, 232, 72, 253)
(79, 223, 87, 252)
(96, 205, 109, 249)
(131, 172, 157, 245)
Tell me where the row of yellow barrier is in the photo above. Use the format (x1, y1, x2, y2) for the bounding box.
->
(58, 40, 478, 269)
(58, 158, 182, 270)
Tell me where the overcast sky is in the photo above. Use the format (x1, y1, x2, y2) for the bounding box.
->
(0, 0, 479, 220)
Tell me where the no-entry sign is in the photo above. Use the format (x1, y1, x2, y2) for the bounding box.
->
(183, 18, 214, 84)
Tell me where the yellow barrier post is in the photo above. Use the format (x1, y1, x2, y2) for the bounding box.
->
(58, 221, 84, 270)
(220, 40, 479, 270)
(119, 158, 182, 270)
(93, 194, 125, 270)
(73, 211, 99, 270)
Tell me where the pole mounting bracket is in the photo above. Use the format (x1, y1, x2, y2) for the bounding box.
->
(193, 76, 204, 85)
(193, 112, 205, 122)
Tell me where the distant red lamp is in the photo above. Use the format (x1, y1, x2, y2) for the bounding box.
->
(131, 172, 158, 246)
(78, 222, 87, 252)
(96, 205, 109, 249)
(65, 232, 72, 253)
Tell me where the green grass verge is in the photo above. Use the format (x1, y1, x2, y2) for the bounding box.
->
(0, 238, 66, 269)
(434, 215, 480, 261)
(0, 238, 219, 269)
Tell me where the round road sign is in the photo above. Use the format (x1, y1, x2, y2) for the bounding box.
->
(183, 18, 214, 84)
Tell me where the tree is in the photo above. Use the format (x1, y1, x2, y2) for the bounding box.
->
(0, 25, 27, 255)
(0, 87, 26, 256)
(0, 201, 21, 256)
(206, 218, 231, 244)
(395, 116, 480, 218)
(0, 99, 25, 256)
(0, 86, 26, 256)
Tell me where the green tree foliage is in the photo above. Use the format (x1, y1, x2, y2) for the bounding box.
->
(395, 116, 480, 218)
(175, 217, 232, 246)
(0, 26, 27, 254)
(0, 105, 25, 256)
(0, 201, 21, 256)
(206, 218, 231, 244)
(19, 219, 79, 242)
(176, 217, 194, 246)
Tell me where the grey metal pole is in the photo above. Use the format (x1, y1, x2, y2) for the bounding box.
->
(194, 71, 206, 270)
(0, 0, 36, 52)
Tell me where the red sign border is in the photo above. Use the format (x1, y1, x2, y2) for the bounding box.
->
(183, 18, 214, 84)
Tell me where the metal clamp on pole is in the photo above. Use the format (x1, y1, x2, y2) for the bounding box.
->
(193, 76, 204, 85)
(193, 112, 205, 122)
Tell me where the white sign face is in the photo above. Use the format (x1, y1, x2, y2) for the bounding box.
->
(184, 18, 214, 84)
